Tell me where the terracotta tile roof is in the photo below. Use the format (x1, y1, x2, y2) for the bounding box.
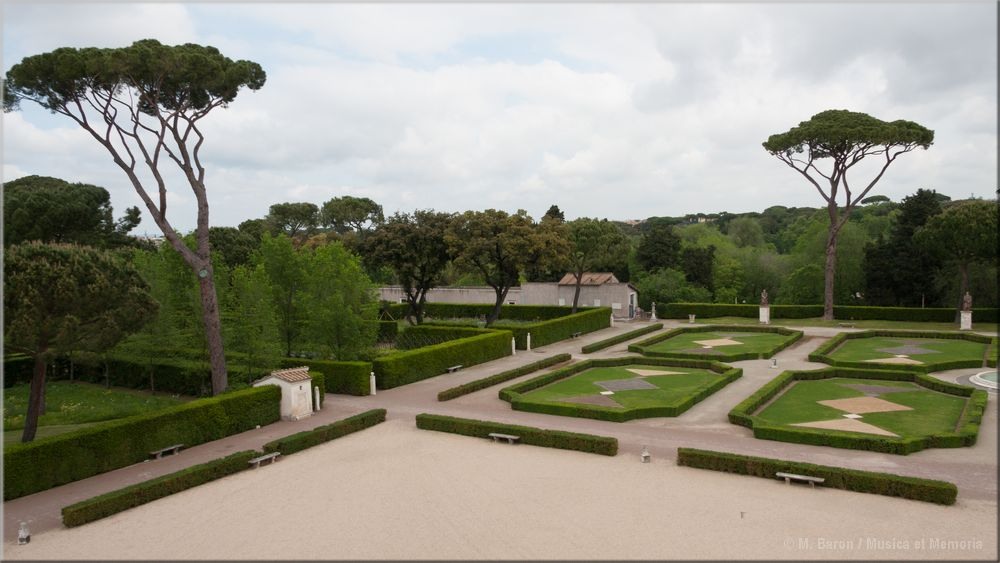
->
(266, 366, 312, 383)
(557, 272, 619, 286)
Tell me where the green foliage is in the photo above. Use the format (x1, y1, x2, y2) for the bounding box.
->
(437, 353, 572, 401)
(208, 226, 258, 269)
(258, 233, 308, 356)
(62, 450, 259, 527)
(422, 303, 573, 321)
(3, 175, 143, 248)
(635, 221, 681, 272)
(280, 358, 371, 396)
(582, 324, 663, 353)
(629, 325, 803, 360)
(659, 303, 998, 323)
(224, 265, 283, 386)
(565, 218, 631, 309)
(301, 241, 378, 359)
(633, 269, 712, 310)
(500, 357, 740, 422)
(418, 304, 610, 350)
(415, 413, 618, 456)
(265, 202, 319, 239)
(396, 325, 491, 350)
(676, 448, 957, 505)
(3, 386, 280, 500)
(373, 330, 513, 389)
(808, 330, 993, 373)
(262, 409, 386, 455)
(916, 199, 998, 308)
(321, 196, 384, 235)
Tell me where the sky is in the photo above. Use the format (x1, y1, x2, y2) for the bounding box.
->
(2, 1, 997, 233)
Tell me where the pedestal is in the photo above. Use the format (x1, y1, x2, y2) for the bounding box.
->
(759, 306, 770, 325)
(960, 310, 972, 331)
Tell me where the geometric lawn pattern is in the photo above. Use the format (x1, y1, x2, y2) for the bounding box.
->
(693, 338, 742, 347)
(557, 394, 621, 408)
(626, 368, 686, 377)
(596, 378, 658, 392)
(877, 344, 938, 356)
(840, 383, 915, 396)
(818, 396, 914, 414)
(792, 418, 899, 437)
(865, 356, 924, 365)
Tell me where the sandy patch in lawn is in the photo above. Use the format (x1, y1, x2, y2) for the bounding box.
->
(819, 396, 913, 414)
(693, 338, 742, 347)
(865, 357, 924, 365)
(627, 369, 686, 377)
(792, 418, 899, 437)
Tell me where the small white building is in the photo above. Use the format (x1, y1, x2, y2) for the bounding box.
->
(253, 366, 314, 421)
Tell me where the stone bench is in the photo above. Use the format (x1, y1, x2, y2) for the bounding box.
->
(149, 444, 184, 460)
(837, 323, 856, 328)
(488, 432, 520, 444)
(571, 331, 583, 338)
(446, 365, 463, 373)
(248, 452, 281, 468)
(776, 472, 825, 488)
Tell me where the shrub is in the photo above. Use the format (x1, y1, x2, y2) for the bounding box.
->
(660, 303, 997, 323)
(809, 330, 993, 373)
(422, 303, 577, 321)
(282, 358, 371, 396)
(373, 330, 513, 389)
(62, 450, 259, 527)
(500, 356, 741, 422)
(396, 325, 494, 350)
(582, 323, 663, 353)
(415, 413, 617, 456)
(727, 367, 988, 454)
(437, 353, 572, 401)
(506, 307, 612, 349)
(676, 448, 957, 505)
(262, 409, 387, 455)
(628, 324, 802, 360)
(3, 386, 280, 501)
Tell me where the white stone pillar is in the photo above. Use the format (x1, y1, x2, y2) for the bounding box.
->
(688, 314, 696, 324)
(650, 303, 657, 321)
(610, 313, 615, 327)
(527, 332, 532, 351)
(370, 371, 377, 395)
(960, 310, 972, 331)
(313, 386, 321, 411)
(511, 337, 516, 355)
(759, 306, 770, 325)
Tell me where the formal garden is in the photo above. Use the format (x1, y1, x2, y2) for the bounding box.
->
(809, 330, 997, 372)
(627, 324, 802, 360)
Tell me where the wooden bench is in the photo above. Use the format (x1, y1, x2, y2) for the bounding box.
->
(248, 452, 281, 468)
(446, 365, 463, 373)
(570, 331, 583, 338)
(837, 322, 856, 328)
(149, 444, 184, 460)
(776, 472, 825, 488)
(488, 432, 520, 444)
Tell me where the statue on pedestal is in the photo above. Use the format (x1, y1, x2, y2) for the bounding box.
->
(962, 292, 972, 312)
(760, 289, 769, 307)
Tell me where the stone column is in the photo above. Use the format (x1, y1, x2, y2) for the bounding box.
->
(650, 302, 657, 322)
(370, 371, 377, 396)
(313, 386, 322, 411)
(527, 332, 532, 351)
(512, 337, 517, 356)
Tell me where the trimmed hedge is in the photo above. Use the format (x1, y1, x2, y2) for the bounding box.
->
(661, 303, 998, 323)
(396, 325, 495, 350)
(373, 329, 513, 389)
(3, 385, 281, 501)
(282, 358, 371, 396)
(437, 353, 572, 401)
(628, 324, 802, 360)
(62, 450, 259, 527)
(500, 356, 741, 422)
(809, 330, 994, 373)
(506, 307, 612, 350)
(728, 367, 988, 455)
(415, 413, 618, 456)
(422, 303, 578, 321)
(371, 320, 398, 342)
(676, 448, 957, 505)
(262, 409, 387, 456)
(581, 323, 663, 353)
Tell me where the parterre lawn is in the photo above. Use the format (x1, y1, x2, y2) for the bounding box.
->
(828, 337, 988, 365)
(521, 365, 724, 410)
(644, 331, 793, 357)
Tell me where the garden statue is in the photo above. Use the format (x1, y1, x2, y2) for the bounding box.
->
(962, 292, 972, 312)
(760, 289, 769, 307)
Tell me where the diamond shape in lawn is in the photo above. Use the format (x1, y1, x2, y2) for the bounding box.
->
(818, 396, 913, 414)
(596, 378, 658, 392)
(792, 418, 898, 437)
(693, 338, 742, 347)
(627, 368, 686, 377)
(865, 356, 924, 365)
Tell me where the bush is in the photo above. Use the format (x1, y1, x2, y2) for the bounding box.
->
(809, 330, 993, 373)
(500, 356, 741, 422)
(396, 325, 493, 350)
(437, 353, 572, 401)
(262, 409, 387, 455)
(62, 450, 259, 527)
(3, 386, 281, 501)
(628, 324, 802, 360)
(373, 330, 513, 389)
(422, 303, 577, 321)
(415, 413, 618, 456)
(282, 358, 371, 396)
(727, 367, 988, 454)
(506, 307, 612, 349)
(370, 320, 398, 342)
(676, 448, 957, 505)
(582, 324, 663, 353)
(660, 303, 998, 323)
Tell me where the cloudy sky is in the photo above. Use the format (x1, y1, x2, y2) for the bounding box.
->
(3, 1, 997, 233)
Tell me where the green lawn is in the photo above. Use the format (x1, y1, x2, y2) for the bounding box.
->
(756, 377, 966, 438)
(522, 365, 724, 410)
(692, 316, 998, 333)
(643, 330, 794, 358)
(4, 381, 188, 445)
(828, 336, 989, 365)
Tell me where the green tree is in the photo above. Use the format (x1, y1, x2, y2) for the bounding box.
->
(258, 233, 307, 356)
(916, 200, 998, 316)
(635, 221, 682, 272)
(209, 226, 258, 269)
(4, 243, 157, 441)
(4, 175, 142, 248)
(365, 210, 453, 325)
(566, 218, 630, 311)
(763, 109, 934, 319)
(225, 265, 282, 383)
(726, 217, 765, 248)
(301, 242, 378, 359)
(320, 196, 384, 235)
(266, 202, 319, 240)
(681, 245, 715, 291)
(5, 40, 267, 394)
(446, 209, 552, 324)
(633, 268, 712, 310)
(543, 205, 565, 222)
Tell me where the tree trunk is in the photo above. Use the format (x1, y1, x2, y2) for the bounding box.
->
(21, 354, 48, 443)
(572, 273, 583, 313)
(197, 268, 229, 395)
(487, 286, 510, 326)
(823, 224, 838, 320)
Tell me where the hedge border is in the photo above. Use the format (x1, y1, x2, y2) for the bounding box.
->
(581, 323, 663, 354)
(437, 353, 572, 401)
(808, 330, 995, 374)
(676, 448, 957, 505)
(373, 329, 513, 389)
(499, 356, 741, 422)
(262, 409, 387, 455)
(281, 358, 371, 396)
(415, 413, 617, 456)
(661, 303, 998, 323)
(62, 450, 259, 527)
(627, 324, 803, 361)
(727, 366, 988, 455)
